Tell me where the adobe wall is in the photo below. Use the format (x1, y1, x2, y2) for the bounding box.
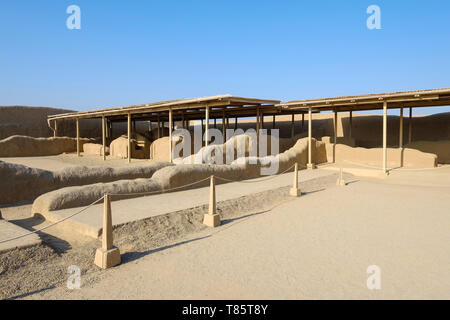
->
(0, 160, 172, 205)
(0, 106, 150, 140)
(31, 137, 327, 212)
(0, 136, 92, 157)
(323, 140, 437, 168)
(405, 140, 450, 164)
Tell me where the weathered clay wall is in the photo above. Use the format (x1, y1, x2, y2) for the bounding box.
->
(323, 141, 437, 168)
(0, 106, 74, 139)
(0, 161, 172, 205)
(83, 143, 109, 156)
(110, 134, 151, 159)
(0, 106, 151, 140)
(151, 131, 305, 163)
(281, 112, 450, 148)
(0, 106, 103, 139)
(405, 140, 450, 164)
(0, 136, 92, 157)
(31, 137, 327, 212)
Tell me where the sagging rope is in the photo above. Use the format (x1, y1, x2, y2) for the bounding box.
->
(0, 196, 105, 245)
(108, 176, 212, 197)
(214, 162, 297, 183)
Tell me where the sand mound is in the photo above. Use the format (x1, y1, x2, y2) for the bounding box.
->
(0, 135, 92, 157)
(0, 160, 172, 205)
(31, 137, 327, 213)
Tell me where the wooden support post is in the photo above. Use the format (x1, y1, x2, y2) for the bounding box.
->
(222, 109, 226, 141)
(94, 194, 121, 269)
(256, 107, 260, 134)
(260, 110, 264, 129)
(399, 107, 403, 148)
(399, 107, 404, 168)
(205, 106, 210, 147)
(54, 120, 58, 137)
(169, 108, 173, 163)
(182, 111, 185, 129)
(234, 116, 238, 130)
(127, 113, 131, 163)
(256, 107, 260, 156)
(383, 102, 388, 174)
(214, 117, 217, 128)
(333, 109, 337, 163)
(349, 111, 353, 138)
(76, 118, 80, 157)
(291, 114, 295, 139)
(289, 163, 301, 197)
(408, 107, 413, 144)
(202, 175, 221, 227)
(201, 118, 204, 140)
(106, 119, 110, 139)
(307, 107, 314, 169)
(157, 114, 161, 139)
(302, 113, 305, 130)
(272, 115, 276, 129)
(102, 116, 106, 161)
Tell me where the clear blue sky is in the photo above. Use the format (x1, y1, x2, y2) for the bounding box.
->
(1, 0, 449, 114)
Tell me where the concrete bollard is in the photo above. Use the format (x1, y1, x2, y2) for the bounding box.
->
(203, 175, 221, 227)
(94, 194, 121, 269)
(289, 163, 301, 197)
(336, 165, 347, 186)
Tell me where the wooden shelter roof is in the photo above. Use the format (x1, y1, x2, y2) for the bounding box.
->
(48, 95, 283, 122)
(278, 88, 450, 112)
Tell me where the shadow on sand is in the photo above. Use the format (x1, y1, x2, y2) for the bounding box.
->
(121, 235, 212, 264)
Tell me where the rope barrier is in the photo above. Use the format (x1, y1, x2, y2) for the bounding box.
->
(0, 161, 306, 244)
(108, 176, 212, 197)
(0, 196, 105, 245)
(215, 162, 297, 183)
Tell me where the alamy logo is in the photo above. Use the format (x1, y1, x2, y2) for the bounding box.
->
(366, 265, 381, 290)
(171, 127, 280, 176)
(67, 265, 81, 289)
(66, 5, 81, 30)
(366, 5, 381, 30)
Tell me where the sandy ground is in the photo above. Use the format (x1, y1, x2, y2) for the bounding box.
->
(0, 153, 149, 171)
(0, 173, 339, 299)
(0, 220, 41, 253)
(1, 168, 449, 300)
(44, 169, 333, 238)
